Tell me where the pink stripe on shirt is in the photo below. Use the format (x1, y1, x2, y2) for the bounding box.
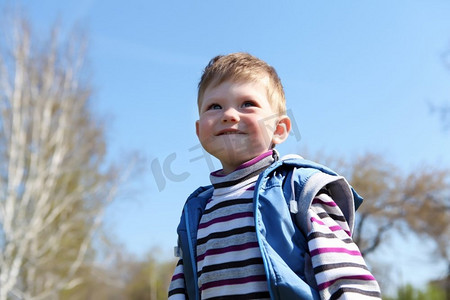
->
(198, 212, 254, 229)
(312, 198, 337, 207)
(310, 217, 351, 236)
(171, 273, 184, 281)
(236, 151, 273, 170)
(196, 242, 259, 262)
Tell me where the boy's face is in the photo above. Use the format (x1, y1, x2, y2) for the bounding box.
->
(196, 79, 290, 174)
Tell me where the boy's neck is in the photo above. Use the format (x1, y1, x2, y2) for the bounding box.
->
(216, 150, 275, 176)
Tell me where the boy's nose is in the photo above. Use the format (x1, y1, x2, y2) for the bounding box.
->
(221, 108, 240, 123)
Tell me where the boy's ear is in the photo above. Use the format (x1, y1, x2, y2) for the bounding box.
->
(195, 120, 200, 137)
(272, 115, 291, 145)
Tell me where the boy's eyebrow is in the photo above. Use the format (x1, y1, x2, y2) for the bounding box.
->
(203, 95, 262, 104)
(200, 96, 221, 104)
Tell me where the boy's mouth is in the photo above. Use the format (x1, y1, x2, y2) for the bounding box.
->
(216, 129, 244, 136)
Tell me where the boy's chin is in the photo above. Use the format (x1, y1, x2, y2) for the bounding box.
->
(217, 149, 265, 164)
(204, 139, 271, 163)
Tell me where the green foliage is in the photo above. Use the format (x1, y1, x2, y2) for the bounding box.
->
(122, 252, 177, 300)
(384, 282, 447, 300)
(60, 248, 177, 300)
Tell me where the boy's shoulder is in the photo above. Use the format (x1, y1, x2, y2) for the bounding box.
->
(264, 153, 339, 178)
(280, 153, 304, 160)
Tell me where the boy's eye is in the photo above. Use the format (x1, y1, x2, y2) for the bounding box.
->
(242, 101, 256, 108)
(208, 104, 222, 110)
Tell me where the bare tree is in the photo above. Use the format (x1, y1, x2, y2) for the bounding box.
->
(429, 101, 450, 132)
(428, 44, 450, 131)
(0, 12, 129, 299)
(347, 153, 450, 261)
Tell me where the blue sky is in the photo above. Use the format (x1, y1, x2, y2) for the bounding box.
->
(11, 0, 450, 293)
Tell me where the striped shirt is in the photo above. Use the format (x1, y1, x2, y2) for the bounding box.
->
(196, 151, 273, 299)
(307, 192, 381, 299)
(168, 152, 381, 299)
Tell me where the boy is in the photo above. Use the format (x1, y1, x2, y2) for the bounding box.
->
(168, 53, 381, 299)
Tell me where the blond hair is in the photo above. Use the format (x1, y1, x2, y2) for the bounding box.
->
(197, 53, 286, 115)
